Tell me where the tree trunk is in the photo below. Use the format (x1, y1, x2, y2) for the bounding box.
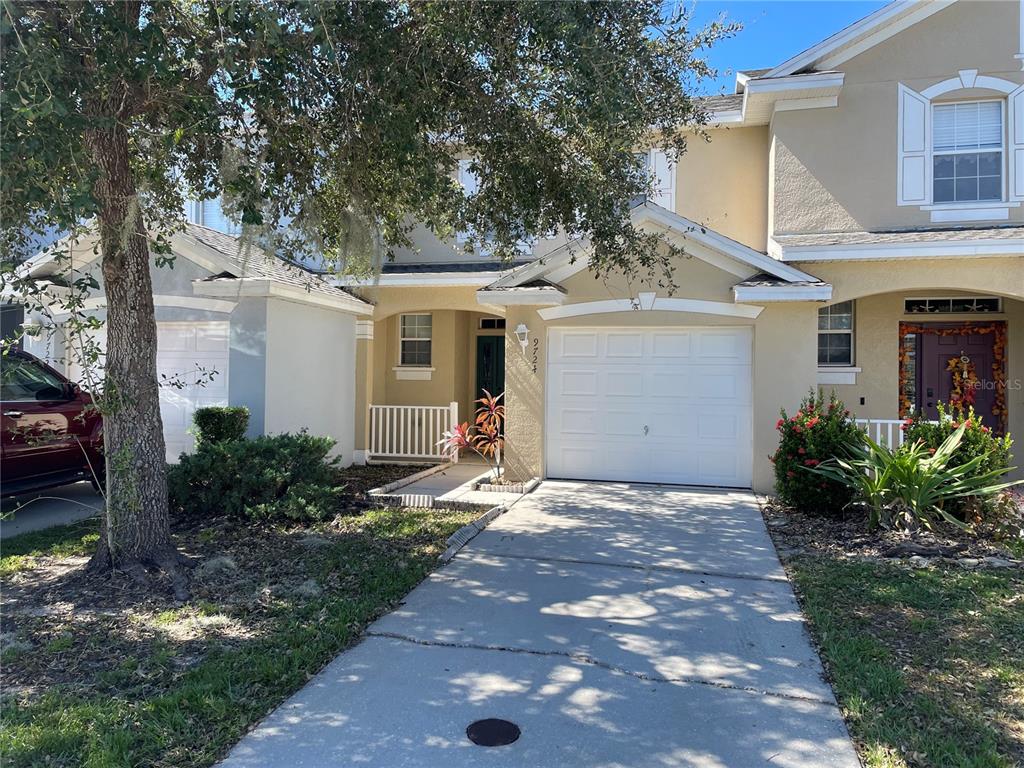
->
(85, 119, 180, 585)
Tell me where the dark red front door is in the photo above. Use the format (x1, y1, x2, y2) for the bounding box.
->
(917, 326, 998, 429)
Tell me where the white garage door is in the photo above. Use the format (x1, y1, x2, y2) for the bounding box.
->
(546, 327, 753, 487)
(68, 321, 230, 461)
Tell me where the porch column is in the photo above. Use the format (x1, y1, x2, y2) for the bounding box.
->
(353, 319, 375, 464)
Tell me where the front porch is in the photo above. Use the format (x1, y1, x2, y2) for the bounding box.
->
(352, 288, 507, 464)
(818, 287, 1022, 465)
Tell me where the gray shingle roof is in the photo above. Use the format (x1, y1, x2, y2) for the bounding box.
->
(701, 93, 744, 113)
(186, 224, 369, 304)
(774, 225, 1024, 248)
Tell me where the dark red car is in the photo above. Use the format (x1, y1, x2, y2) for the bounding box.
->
(1, 350, 104, 496)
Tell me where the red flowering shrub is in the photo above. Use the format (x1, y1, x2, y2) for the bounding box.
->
(904, 402, 1013, 519)
(771, 390, 863, 514)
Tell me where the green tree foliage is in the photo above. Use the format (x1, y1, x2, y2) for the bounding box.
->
(0, 0, 733, 582)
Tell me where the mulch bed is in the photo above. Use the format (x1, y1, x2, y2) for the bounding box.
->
(760, 498, 1023, 570)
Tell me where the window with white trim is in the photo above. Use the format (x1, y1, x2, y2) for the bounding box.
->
(932, 101, 1003, 204)
(399, 314, 432, 366)
(817, 301, 854, 366)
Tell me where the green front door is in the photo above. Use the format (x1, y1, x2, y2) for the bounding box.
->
(476, 335, 505, 400)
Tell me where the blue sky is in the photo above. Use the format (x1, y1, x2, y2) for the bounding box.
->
(688, 1, 890, 94)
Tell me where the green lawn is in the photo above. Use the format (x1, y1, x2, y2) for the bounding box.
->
(1, 506, 474, 768)
(789, 557, 1024, 768)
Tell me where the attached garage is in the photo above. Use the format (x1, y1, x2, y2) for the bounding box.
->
(68, 321, 231, 461)
(545, 326, 754, 488)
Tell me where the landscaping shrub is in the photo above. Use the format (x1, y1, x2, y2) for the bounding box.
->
(811, 423, 1021, 531)
(903, 402, 1013, 518)
(192, 406, 250, 445)
(168, 432, 343, 521)
(771, 390, 863, 514)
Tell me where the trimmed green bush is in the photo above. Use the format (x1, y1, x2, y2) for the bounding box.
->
(168, 432, 343, 521)
(192, 406, 250, 446)
(771, 390, 863, 514)
(903, 402, 1014, 518)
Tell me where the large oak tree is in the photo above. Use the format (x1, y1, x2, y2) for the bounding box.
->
(1, 1, 730, 589)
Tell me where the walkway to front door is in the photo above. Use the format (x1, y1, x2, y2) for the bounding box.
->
(220, 482, 858, 768)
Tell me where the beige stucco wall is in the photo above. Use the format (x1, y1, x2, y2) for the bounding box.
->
(501, 257, 819, 493)
(771, 0, 1024, 235)
(676, 126, 770, 251)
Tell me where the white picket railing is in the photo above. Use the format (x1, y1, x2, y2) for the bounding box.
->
(369, 402, 459, 462)
(855, 418, 910, 448)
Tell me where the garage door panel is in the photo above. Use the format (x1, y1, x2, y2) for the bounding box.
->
(650, 332, 691, 358)
(695, 330, 752, 362)
(606, 332, 645, 358)
(606, 371, 644, 397)
(555, 331, 599, 359)
(546, 327, 752, 488)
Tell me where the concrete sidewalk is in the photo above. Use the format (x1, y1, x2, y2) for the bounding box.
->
(221, 481, 859, 768)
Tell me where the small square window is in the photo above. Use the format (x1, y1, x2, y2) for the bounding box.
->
(817, 301, 855, 367)
(399, 314, 432, 366)
(479, 318, 506, 330)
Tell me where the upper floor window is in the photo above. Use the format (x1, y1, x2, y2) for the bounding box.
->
(186, 197, 241, 235)
(399, 313, 432, 366)
(817, 301, 854, 367)
(932, 101, 1003, 204)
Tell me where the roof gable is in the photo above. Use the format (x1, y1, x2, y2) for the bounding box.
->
(765, 0, 956, 77)
(486, 201, 821, 291)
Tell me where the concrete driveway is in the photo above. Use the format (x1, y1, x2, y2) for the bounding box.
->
(1, 482, 103, 539)
(221, 481, 859, 768)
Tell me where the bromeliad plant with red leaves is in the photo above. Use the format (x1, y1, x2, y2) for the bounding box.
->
(439, 390, 505, 482)
(771, 390, 863, 514)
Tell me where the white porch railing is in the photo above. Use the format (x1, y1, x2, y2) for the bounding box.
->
(855, 418, 909, 448)
(369, 402, 459, 462)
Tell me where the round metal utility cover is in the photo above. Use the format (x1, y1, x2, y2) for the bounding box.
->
(466, 718, 521, 747)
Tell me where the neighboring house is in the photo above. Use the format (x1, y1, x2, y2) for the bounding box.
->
(21, 224, 370, 461)
(16, 0, 1024, 492)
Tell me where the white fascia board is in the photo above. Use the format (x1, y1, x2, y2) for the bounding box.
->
(733, 284, 833, 302)
(766, 1, 952, 78)
(22, 232, 102, 277)
(743, 72, 845, 94)
(476, 288, 566, 307)
(707, 109, 745, 125)
(636, 203, 821, 283)
(776, 238, 1024, 262)
(192, 278, 373, 316)
(337, 273, 501, 288)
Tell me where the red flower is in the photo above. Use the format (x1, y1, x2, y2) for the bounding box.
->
(806, 417, 820, 428)
(928, 448, 937, 455)
(792, 425, 803, 433)
(795, 411, 804, 419)
(786, 471, 796, 478)
(803, 459, 820, 467)
(775, 418, 784, 430)
(964, 420, 973, 429)
(797, 447, 806, 455)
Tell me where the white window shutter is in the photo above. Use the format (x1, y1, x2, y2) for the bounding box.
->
(650, 149, 676, 211)
(897, 84, 930, 206)
(1008, 85, 1024, 201)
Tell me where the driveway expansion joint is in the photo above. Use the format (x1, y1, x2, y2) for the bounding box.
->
(365, 630, 838, 708)
(474, 551, 790, 584)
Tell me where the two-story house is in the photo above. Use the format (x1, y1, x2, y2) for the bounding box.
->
(350, 0, 1023, 491)
(19, 0, 1023, 491)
